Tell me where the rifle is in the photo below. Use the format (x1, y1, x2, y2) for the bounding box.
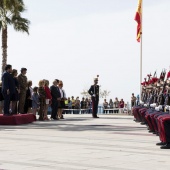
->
(159, 81, 166, 105)
(153, 87, 160, 104)
(165, 85, 170, 106)
(159, 69, 166, 105)
(141, 78, 147, 102)
(150, 71, 157, 103)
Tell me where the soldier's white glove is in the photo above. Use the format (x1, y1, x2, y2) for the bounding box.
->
(150, 103, 156, 108)
(165, 105, 170, 111)
(158, 105, 163, 110)
(140, 101, 144, 105)
(155, 107, 159, 111)
(92, 94, 96, 97)
(150, 104, 153, 107)
(144, 104, 148, 107)
(153, 103, 157, 108)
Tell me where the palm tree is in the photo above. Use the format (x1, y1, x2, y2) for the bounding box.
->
(0, 0, 30, 73)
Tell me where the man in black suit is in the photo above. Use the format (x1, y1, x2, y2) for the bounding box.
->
(88, 78, 100, 118)
(1, 65, 15, 115)
(50, 79, 61, 120)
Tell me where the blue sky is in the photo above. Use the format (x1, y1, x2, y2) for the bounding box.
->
(2, 0, 170, 103)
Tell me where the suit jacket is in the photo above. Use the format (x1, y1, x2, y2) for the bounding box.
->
(1, 71, 15, 94)
(50, 85, 61, 100)
(88, 85, 99, 100)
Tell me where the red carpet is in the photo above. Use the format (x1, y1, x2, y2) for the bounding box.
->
(0, 114, 36, 125)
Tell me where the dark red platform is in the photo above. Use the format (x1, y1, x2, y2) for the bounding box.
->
(0, 114, 36, 125)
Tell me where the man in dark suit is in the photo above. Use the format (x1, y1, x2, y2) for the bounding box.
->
(50, 79, 61, 120)
(88, 77, 100, 118)
(1, 64, 15, 115)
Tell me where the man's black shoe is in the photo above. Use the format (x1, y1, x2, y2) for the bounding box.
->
(140, 122, 146, 125)
(93, 116, 99, 118)
(148, 130, 154, 133)
(52, 117, 59, 120)
(156, 142, 166, 146)
(38, 117, 44, 121)
(160, 143, 170, 149)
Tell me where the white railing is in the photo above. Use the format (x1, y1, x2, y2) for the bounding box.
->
(62, 108, 130, 114)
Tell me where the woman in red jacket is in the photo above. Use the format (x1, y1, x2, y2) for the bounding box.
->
(44, 80, 52, 120)
(119, 99, 125, 108)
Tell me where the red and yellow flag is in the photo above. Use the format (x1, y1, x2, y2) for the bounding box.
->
(134, 0, 142, 42)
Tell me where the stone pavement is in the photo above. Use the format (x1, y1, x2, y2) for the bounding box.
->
(0, 114, 169, 170)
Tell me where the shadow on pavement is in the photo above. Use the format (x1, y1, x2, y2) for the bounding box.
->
(0, 116, 146, 133)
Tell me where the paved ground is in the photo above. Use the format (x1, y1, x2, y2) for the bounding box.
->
(0, 114, 169, 170)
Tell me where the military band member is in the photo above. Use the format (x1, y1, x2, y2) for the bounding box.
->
(18, 68, 27, 114)
(165, 83, 170, 105)
(88, 77, 99, 118)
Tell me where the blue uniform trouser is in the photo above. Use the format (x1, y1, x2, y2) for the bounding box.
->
(3, 93, 11, 115)
(92, 97, 99, 117)
(51, 99, 58, 119)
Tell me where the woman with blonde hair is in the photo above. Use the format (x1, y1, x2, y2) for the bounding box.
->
(38, 80, 46, 121)
(57, 81, 67, 119)
(44, 80, 52, 120)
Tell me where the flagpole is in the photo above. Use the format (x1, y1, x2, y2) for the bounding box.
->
(135, 0, 143, 100)
(140, 0, 143, 100)
(140, 35, 142, 99)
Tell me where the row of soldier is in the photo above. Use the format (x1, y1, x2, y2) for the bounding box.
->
(132, 69, 170, 149)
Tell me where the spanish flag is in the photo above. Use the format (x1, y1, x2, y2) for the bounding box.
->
(134, 0, 142, 42)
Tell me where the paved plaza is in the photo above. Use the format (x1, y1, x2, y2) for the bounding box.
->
(0, 114, 170, 170)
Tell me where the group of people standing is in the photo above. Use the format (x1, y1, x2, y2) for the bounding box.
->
(64, 96, 92, 114)
(0, 64, 68, 121)
(1, 66, 131, 120)
(103, 98, 127, 113)
(131, 93, 140, 107)
(1, 65, 28, 115)
(0, 64, 99, 120)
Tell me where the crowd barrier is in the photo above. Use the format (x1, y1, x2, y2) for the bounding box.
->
(47, 107, 130, 114)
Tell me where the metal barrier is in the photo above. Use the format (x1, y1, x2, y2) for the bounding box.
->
(48, 107, 129, 114)
(103, 108, 122, 114)
(63, 109, 92, 114)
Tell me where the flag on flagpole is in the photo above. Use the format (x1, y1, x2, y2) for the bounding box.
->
(134, 0, 142, 42)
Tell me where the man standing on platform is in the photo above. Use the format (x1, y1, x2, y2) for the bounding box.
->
(50, 79, 60, 120)
(88, 76, 100, 118)
(18, 68, 27, 114)
(2, 65, 15, 115)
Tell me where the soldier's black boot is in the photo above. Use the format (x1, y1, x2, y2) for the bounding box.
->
(160, 143, 170, 149)
(156, 142, 166, 146)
